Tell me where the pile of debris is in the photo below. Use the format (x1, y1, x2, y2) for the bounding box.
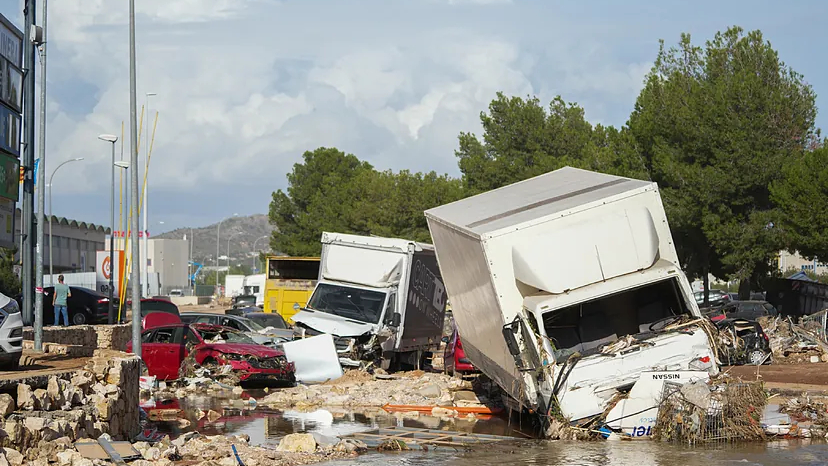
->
(758, 315, 828, 364)
(652, 377, 767, 444)
(261, 370, 501, 415)
(0, 431, 366, 466)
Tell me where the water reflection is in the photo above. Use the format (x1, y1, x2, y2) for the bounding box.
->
(141, 391, 828, 466)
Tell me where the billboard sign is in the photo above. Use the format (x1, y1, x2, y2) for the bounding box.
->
(0, 19, 22, 68)
(0, 197, 13, 249)
(0, 150, 18, 201)
(96, 250, 125, 296)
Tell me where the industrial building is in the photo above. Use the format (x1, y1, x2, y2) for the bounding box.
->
(13, 209, 109, 274)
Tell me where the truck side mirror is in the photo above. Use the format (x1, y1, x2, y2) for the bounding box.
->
(502, 324, 521, 356)
(391, 312, 401, 327)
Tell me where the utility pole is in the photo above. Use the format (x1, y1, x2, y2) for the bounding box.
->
(129, 0, 142, 357)
(33, 0, 47, 351)
(21, 0, 36, 326)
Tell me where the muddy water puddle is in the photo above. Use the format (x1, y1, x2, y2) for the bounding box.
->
(142, 391, 828, 465)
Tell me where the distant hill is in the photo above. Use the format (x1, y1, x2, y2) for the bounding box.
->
(155, 214, 274, 269)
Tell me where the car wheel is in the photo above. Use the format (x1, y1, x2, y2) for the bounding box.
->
(748, 350, 767, 366)
(72, 312, 88, 325)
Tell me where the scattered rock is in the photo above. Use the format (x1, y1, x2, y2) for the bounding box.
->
(1, 448, 23, 466)
(193, 408, 205, 420)
(17, 384, 35, 410)
(33, 389, 51, 411)
(334, 438, 368, 454)
(0, 394, 14, 417)
(431, 407, 458, 417)
(276, 433, 317, 453)
(207, 410, 222, 422)
(232, 386, 244, 395)
(417, 384, 442, 399)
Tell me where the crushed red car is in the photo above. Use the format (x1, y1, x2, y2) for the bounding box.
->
(128, 323, 295, 384)
(444, 328, 476, 376)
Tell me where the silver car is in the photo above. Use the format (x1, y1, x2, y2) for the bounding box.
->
(180, 312, 292, 346)
(0, 293, 22, 369)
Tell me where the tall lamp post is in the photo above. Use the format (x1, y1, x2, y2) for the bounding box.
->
(251, 235, 268, 273)
(98, 134, 118, 324)
(216, 213, 237, 297)
(226, 232, 242, 269)
(48, 158, 84, 282)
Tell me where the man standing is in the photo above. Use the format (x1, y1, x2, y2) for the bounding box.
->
(53, 275, 71, 327)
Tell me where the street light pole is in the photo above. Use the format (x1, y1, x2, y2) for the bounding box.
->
(129, 0, 142, 358)
(226, 232, 241, 269)
(215, 213, 237, 297)
(251, 235, 268, 273)
(99, 134, 118, 324)
(48, 158, 84, 283)
(33, 0, 48, 351)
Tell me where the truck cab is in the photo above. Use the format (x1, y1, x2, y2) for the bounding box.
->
(292, 232, 446, 370)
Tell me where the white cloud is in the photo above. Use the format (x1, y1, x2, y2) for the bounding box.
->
(32, 0, 749, 230)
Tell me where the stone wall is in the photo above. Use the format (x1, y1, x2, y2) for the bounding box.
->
(1, 350, 141, 463)
(23, 324, 133, 352)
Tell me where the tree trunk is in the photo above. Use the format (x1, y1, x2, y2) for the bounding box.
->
(738, 277, 751, 300)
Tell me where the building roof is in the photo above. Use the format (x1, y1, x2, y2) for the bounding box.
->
(14, 208, 111, 234)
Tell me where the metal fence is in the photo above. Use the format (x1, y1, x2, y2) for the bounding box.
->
(43, 272, 96, 290)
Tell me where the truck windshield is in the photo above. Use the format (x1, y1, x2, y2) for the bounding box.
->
(307, 284, 387, 323)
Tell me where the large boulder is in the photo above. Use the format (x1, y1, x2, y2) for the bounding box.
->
(275, 433, 317, 453)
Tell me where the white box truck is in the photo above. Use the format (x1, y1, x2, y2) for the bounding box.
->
(292, 232, 448, 370)
(425, 167, 718, 429)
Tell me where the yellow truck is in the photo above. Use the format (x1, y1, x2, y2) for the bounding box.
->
(263, 256, 320, 323)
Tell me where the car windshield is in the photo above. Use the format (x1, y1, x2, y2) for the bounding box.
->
(196, 328, 256, 344)
(240, 318, 266, 332)
(306, 283, 387, 323)
(248, 314, 288, 329)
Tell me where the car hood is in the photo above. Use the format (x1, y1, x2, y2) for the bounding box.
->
(202, 343, 285, 358)
(292, 310, 374, 337)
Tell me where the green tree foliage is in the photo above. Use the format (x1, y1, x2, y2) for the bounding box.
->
(772, 142, 828, 260)
(0, 248, 20, 297)
(456, 93, 648, 194)
(269, 148, 464, 256)
(628, 27, 818, 295)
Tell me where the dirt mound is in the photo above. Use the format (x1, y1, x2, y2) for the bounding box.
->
(400, 370, 426, 378)
(323, 370, 375, 385)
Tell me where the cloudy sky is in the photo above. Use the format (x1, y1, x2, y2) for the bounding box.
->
(2, 0, 827, 233)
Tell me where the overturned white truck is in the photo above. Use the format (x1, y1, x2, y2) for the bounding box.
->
(425, 167, 719, 433)
(292, 232, 448, 370)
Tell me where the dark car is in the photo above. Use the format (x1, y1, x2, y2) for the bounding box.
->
(231, 295, 257, 309)
(127, 298, 181, 318)
(42, 286, 117, 325)
(715, 318, 772, 366)
(722, 301, 778, 321)
(225, 306, 262, 317)
(245, 312, 290, 331)
(694, 289, 731, 308)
